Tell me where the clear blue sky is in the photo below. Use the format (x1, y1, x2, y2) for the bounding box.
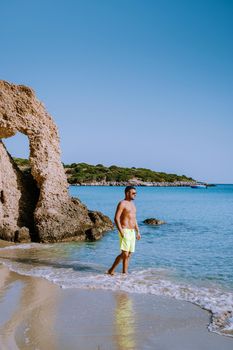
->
(1, 0, 232, 183)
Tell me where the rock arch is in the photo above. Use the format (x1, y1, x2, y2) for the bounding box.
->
(0, 80, 113, 242)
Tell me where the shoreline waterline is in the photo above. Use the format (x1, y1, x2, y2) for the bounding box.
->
(1, 263, 233, 350)
(0, 241, 233, 339)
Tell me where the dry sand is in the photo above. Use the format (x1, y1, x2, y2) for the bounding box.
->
(0, 263, 232, 350)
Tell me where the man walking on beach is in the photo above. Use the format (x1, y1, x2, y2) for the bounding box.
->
(108, 186, 141, 275)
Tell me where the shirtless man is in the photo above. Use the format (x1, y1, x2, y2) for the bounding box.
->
(107, 186, 141, 275)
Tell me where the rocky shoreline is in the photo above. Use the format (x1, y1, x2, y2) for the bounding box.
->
(71, 180, 199, 187)
(14, 160, 200, 188)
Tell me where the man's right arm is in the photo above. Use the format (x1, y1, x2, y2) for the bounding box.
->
(114, 201, 125, 238)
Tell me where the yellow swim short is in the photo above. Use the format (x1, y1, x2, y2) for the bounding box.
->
(119, 229, 136, 253)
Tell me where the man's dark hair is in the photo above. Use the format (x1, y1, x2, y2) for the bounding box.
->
(125, 186, 136, 194)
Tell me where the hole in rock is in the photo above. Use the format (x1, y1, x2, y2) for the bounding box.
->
(4, 132, 30, 161)
(3, 132, 40, 241)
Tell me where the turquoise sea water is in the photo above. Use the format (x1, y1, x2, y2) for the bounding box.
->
(70, 185, 233, 290)
(1, 185, 233, 336)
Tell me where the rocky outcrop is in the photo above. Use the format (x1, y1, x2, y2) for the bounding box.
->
(143, 218, 166, 225)
(85, 211, 115, 241)
(0, 80, 113, 242)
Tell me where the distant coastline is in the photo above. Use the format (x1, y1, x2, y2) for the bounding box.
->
(14, 158, 204, 187)
(71, 180, 198, 187)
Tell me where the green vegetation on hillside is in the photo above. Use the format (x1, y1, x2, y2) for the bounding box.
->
(13, 158, 194, 184)
(63, 162, 194, 184)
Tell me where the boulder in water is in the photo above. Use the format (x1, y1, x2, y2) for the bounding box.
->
(143, 218, 166, 225)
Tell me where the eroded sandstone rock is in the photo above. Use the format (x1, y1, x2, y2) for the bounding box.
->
(0, 80, 113, 242)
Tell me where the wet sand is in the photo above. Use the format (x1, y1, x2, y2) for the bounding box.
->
(0, 264, 232, 350)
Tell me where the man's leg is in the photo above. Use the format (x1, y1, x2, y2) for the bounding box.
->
(108, 252, 123, 275)
(108, 251, 129, 275)
(123, 251, 132, 273)
(122, 250, 129, 273)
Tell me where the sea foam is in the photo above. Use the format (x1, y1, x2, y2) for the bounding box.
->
(1, 255, 232, 338)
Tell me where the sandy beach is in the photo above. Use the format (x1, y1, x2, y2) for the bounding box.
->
(0, 262, 232, 350)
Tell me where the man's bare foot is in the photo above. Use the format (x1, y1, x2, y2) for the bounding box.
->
(106, 269, 115, 276)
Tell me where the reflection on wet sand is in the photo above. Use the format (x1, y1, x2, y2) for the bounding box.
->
(114, 292, 136, 350)
(0, 265, 59, 350)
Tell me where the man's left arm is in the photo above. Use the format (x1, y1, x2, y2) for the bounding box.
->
(135, 220, 141, 240)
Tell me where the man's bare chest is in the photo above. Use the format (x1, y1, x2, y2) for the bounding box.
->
(122, 205, 136, 217)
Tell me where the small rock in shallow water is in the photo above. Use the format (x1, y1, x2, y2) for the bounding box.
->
(143, 218, 166, 225)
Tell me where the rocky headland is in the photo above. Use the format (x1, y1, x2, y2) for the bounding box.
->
(15, 159, 201, 187)
(72, 180, 198, 187)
